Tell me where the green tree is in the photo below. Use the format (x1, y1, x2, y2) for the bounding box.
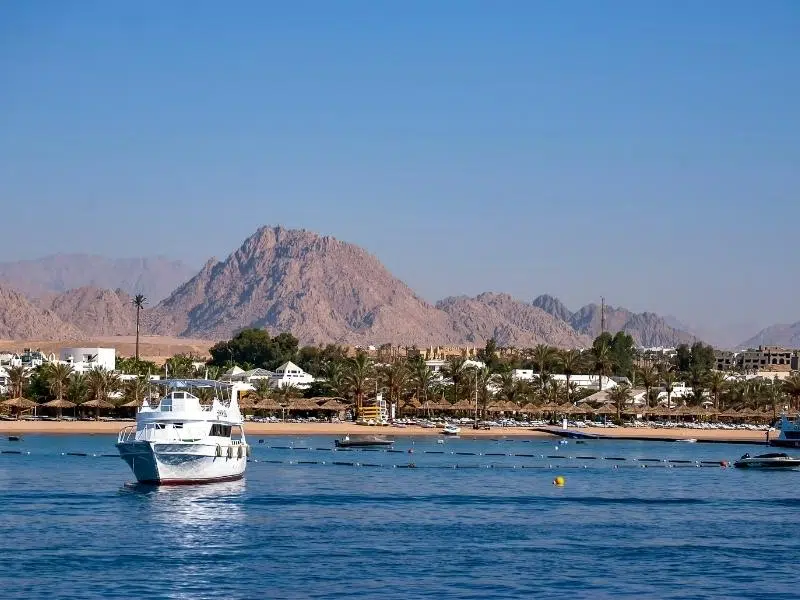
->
(690, 342, 715, 373)
(609, 331, 635, 375)
(675, 344, 692, 372)
(165, 354, 195, 378)
(590, 340, 613, 391)
(531, 344, 558, 388)
(123, 377, 149, 406)
(705, 370, 727, 411)
(379, 362, 409, 418)
(67, 373, 88, 405)
(636, 364, 659, 409)
(44, 362, 74, 402)
(558, 350, 584, 403)
(345, 352, 374, 417)
(477, 338, 499, 370)
(132, 294, 147, 361)
(444, 356, 467, 403)
(6, 365, 26, 398)
(116, 356, 159, 377)
(781, 373, 800, 411)
(660, 369, 676, 411)
(607, 384, 632, 423)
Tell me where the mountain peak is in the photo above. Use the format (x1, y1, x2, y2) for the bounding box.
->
(531, 294, 573, 322)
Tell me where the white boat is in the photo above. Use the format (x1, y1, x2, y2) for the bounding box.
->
(769, 414, 800, 448)
(116, 379, 249, 485)
(733, 452, 800, 469)
(441, 424, 461, 436)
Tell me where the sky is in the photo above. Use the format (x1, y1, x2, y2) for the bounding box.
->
(1, 1, 798, 346)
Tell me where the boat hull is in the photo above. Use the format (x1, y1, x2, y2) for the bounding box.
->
(117, 441, 247, 484)
(769, 439, 800, 448)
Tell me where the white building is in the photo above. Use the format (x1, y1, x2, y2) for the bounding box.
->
(512, 370, 619, 390)
(270, 361, 314, 389)
(60, 347, 116, 373)
(0, 352, 21, 368)
(0, 365, 8, 395)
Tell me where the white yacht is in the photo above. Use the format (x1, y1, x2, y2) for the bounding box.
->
(770, 414, 800, 448)
(116, 379, 249, 485)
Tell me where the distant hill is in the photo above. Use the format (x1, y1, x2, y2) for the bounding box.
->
(146, 226, 460, 344)
(0, 254, 195, 302)
(738, 322, 800, 349)
(0, 227, 709, 348)
(45, 286, 138, 337)
(534, 297, 698, 347)
(437, 293, 589, 348)
(0, 284, 83, 340)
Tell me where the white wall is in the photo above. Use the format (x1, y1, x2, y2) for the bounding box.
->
(60, 347, 116, 372)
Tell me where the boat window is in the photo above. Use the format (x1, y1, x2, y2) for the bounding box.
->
(174, 423, 183, 428)
(210, 424, 232, 437)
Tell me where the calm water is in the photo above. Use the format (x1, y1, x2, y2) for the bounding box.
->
(1, 433, 797, 599)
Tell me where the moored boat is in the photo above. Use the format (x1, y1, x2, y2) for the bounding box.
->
(116, 379, 249, 485)
(733, 452, 800, 469)
(769, 414, 800, 448)
(441, 424, 461, 436)
(334, 434, 394, 448)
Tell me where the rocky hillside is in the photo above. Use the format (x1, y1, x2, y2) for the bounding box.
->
(0, 285, 84, 340)
(0, 254, 195, 302)
(437, 293, 589, 348)
(738, 322, 800, 349)
(45, 287, 138, 337)
(535, 299, 697, 347)
(147, 226, 460, 344)
(531, 294, 573, 322)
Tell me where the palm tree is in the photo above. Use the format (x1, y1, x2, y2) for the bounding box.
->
(473, 367, 495, 420)
(443, 356, 467, 403)
(378, 362, 408, 418)
(67, 373, 88, 405)
(345, 352, 374, 417)
(7, 365, 26, 398)
(412, 362, 435, 416)
(781, 373, 800, 411)
(123, 377, 149, 406)
(590, 340, 613, 392)
(45, 362, 74, 402)
(531, 344, 557, 389)
(558, 350, 584, 403)
(132, 294, 147, 361)
(497, 372, 527, 406)
(661, 370, 676, 412)
(607, 384, 632, 423)
(705, 371, 727, 412)
(636, 364, 659, 409)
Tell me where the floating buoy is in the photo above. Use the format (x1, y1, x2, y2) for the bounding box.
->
(408, 448, 414, 454)
(720, 460, 729, 468)
(553, 475, 565, 486)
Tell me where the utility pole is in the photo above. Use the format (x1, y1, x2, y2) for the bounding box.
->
(601, 296, 606, 335)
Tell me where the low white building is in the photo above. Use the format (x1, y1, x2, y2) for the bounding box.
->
(512, 371, 619, 390)
(0, 365, 8, 395)
(60, 347, 116, 373)
(0, 352, 21, 368)
(270, 361, 314, 389)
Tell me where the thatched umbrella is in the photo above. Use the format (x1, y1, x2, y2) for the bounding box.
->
(237, 396, 259, 411)
(450, 399, 475, 413)
(1, 397, 39, 419)
(593, 404, 617, 417)
(555, 402, 576, 415)
(319, 399, 347, 411)
(80, 399, 115, 420)
(570, 403, 592, 414)
(41, 398, 77, 420)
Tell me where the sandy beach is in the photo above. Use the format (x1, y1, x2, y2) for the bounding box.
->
(0, 419, 768, 443)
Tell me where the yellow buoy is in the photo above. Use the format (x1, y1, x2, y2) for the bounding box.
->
(553, 475, 565, 486)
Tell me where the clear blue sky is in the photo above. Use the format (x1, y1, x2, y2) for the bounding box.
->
(1, 1, 798, 344)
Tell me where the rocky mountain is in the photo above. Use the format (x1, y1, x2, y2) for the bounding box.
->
(738, 322, 800, 349)
(147, 226, 460, 344)
(436, 293, 590, 348)
(0, 285, 84, 340)
(531, 294, 573, 322)
(535, 299, 697, 347)
(45, 287, 138, 337)
(0, 254, 195, 302)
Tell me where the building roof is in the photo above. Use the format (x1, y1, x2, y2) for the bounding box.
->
(275, 361, 304, 374)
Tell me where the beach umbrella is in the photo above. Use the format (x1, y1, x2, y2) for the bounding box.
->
(41, 398, 77, 420)
(1, 397, 39, 419)
(80, 399, 115, 420)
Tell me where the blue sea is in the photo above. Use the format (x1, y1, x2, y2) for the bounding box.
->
(1, 433, 797, 599)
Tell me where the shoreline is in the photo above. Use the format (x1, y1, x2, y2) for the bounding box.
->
(0, 420, 769, 444)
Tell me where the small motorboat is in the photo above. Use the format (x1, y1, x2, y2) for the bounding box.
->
(441, 424, 461, 436)
(8, 435, 21, 442)
(733, 452, 800, 469)
(334, 435, 394, 448)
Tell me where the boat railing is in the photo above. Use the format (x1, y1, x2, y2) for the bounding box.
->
(118, 426, 137, 443)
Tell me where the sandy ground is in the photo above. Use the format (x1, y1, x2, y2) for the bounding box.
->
(0, 335, 216, 363)
(0, 420, 769, 443)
